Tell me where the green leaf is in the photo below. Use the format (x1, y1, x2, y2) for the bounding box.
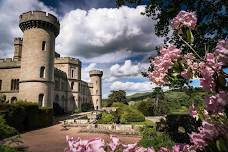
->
(186, 29, 194, 44)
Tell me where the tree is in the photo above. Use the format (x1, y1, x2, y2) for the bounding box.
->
(151, 87, 164, 107)
(116, 0, 227, 57)
(107, 90, 128, 106)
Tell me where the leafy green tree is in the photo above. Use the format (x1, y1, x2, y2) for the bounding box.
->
(107, 90, 128, 106)
(116, 0, 227, 57)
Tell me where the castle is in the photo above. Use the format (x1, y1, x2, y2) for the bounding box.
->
(0, 11, 103, 112)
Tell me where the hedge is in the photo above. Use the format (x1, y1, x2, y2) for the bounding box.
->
(0, 116, 18, 140)
(0, 101, 53, 132)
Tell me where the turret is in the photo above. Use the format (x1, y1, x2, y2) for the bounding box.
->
(89, 70, 103, 110)
(13, 37, 23, 61)
(19, 11, 60, 107)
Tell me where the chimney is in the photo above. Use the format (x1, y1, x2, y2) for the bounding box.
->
(13, 37, 23, 61)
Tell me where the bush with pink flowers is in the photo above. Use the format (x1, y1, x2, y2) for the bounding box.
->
(65, 10, 228, 152)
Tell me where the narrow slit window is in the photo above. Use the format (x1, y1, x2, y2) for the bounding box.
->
(71, 70, 74, 78)
(40, 66, 45, 78)
(42, 41, 46, 51)
(71, 82, 74, 90)
(0, 80, 2, 90)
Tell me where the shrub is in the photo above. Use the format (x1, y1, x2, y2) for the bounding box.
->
(0, 101, 53, 132)
(138, 127, 175, 151)
(0, 145, 19, 152)
(136, 101, 155, 116)
(97, 112, 116, 124)
(0, 116, 18, 140)
(112, 102, 145, 123)
(72, 108, 81, 114)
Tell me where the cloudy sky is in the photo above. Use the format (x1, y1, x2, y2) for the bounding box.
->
(0, 0, 165, 98)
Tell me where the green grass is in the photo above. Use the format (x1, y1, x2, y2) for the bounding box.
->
(128, 120, 154, 126)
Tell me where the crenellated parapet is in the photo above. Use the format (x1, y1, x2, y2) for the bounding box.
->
(89, 70, 103, 77)
(14, 37, 23, 45)
(19, 11, 60, 37)
(0, 58, 21, 69)
(55, 57, 81, 66)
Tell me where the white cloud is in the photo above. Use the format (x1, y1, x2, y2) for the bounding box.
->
(56, 6, 163, 58)
(110, 60, 141, 77)
(0, 0, 56, 58)
(110, 81, 156, 92)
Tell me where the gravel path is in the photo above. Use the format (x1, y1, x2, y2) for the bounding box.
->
(7, 124, 141, 152)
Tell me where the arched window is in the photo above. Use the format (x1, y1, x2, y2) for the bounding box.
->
(40, 66, 45, 78)
(71, 82, 74, 90)
(38, 94, 44, 107)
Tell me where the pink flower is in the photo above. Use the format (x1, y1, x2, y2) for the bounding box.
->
(122, 143, 137, 152)
(181, 69, 192, 79)
(108, 135, 120, 151)
(215, 40, 228, 64)
(189, 104, 198, 119)
(149, 45, 181, 85)
(136, 147, 155, 152)
(158, 147, 171, 152)
(205, 91, 228, 113)
(172, 11, 197, 30)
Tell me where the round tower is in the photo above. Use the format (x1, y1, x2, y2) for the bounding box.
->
(89, 70, 103, 110)
(19, 11, 60, 107)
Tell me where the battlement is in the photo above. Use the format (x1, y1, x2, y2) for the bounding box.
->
(19, 10, 60, 36)
(54, 57, 81, 65)
(89, 70, 103, 77)
(14, 37, 23, 45)
(0, 58, 21, 69)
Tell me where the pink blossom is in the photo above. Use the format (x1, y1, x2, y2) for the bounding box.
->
(205, 91, 228, 113)
(189, 104, 198, 119)
(135, 147, 155, 152)
(122, 143, 137, 152)
(108, 135, 120, 151)
(149, 45, 181, 85)
(215, 40, 228, 64)
(181, 69, 192, 79)
(158, 147, 171, 152)
(172, 11, 197, 30)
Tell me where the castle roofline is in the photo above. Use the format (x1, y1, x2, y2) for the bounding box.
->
(0, 58, 21, 69)
(54, 57, 81, 65)
(19, 10, 60, 36)
(89, 70, 103, 76)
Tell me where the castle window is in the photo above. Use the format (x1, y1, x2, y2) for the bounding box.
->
(96, 90, 98, 94)
(0, 80, 2, 90)
(38, 94, 44, 107)
(42, 41, 46, 51)
(16, 79, 19, 90)
(40, 66, 45, 78)
(71, 70, 74, 78)
(11, 79, 18, 90)
(71, 82, 74, 90)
